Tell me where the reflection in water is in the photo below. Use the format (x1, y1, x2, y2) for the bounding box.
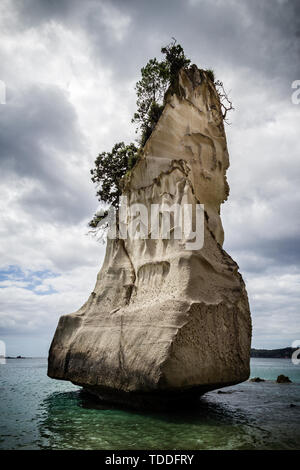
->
(39, 389, 261, 450)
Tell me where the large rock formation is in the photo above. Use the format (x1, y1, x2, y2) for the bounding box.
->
(48, 66, 252, 408)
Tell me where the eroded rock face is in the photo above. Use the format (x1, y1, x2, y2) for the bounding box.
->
(48, 66, 252, 408)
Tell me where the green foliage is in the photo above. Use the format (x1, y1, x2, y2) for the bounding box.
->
(132, 38, 190, 147)
(90, 40, 191, 225)
(131, 58, 168, 147)
(127, 149, 139, 170)
(90, 142, 138, 209)
(161, 39, 191, 84)
(205, 69, 215, 82)
(88, 210, 108, 228)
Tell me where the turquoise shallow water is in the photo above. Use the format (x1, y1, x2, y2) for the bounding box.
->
(0, 358, 299, 450)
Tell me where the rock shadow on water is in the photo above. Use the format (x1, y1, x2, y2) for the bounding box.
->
(38, 389, 255, 450)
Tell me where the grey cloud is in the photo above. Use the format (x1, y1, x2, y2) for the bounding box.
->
(14, 0, 300, 88)
(15, 0, 82, 26)
(0, 85, 83, 177)
(0, 84, 95, 224)
(223, 209, 300, 277)
(227, 240, 300, 278)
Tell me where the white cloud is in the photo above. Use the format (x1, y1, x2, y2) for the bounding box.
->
(99, 2, 131, 42)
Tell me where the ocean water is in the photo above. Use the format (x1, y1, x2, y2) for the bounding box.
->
(0, 358, 299, 450)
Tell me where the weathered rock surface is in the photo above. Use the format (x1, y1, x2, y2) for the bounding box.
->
(48, 66, 252, 408)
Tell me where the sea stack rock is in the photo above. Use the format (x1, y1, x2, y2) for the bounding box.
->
(48, 66, 252, 408)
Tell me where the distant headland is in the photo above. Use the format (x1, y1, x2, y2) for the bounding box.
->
(250, 347, 297, 359)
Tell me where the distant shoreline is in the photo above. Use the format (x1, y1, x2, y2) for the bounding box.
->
(1, 356, 46, 359)
(1, 347, 298, 360)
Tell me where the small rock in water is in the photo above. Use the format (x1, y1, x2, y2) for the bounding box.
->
(289, 403, 296, 408)
(276, 375, 292, 383)
(250, 377, 265, 382)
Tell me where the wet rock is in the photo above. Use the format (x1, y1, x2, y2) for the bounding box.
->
(250, 377, 265, 382)
(276, 375, 292, 383)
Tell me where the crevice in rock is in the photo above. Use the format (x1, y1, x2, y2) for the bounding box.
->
(119, 238, 136, 305)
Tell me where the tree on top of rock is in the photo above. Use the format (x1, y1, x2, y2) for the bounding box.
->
(89, 40, 191, 224)
(132, 39, 191, 147)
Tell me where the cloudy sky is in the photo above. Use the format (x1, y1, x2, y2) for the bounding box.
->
(0, 0, 299, 356)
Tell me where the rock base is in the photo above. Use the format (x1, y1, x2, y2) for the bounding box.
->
(79, 381, 241, 411)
